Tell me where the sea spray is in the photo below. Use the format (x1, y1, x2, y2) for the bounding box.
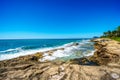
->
(0, 39, 94, 61)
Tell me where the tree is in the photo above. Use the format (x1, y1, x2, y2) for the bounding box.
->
(101, 25, 120, 38)
(111, 30, 117, 37)
(107, 30, 112, 37)
(116, 26, 120, 37)
(103, 32, 107, 37)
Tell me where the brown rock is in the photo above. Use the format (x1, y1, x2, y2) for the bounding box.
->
(0, 38, 120, 80)
(90, 38, 120, 65)
(58, 48, 65, 50)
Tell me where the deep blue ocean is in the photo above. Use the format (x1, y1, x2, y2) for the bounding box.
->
(0, 39, 94, 61)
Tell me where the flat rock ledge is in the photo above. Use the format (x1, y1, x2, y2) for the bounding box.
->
(0, 38, 120, 80)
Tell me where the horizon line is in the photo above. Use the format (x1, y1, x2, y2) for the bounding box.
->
(0, 37, 95, 40)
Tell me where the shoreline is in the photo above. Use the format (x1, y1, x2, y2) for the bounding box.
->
(0, 40, 94, 61)
(0, 38, 120, 80)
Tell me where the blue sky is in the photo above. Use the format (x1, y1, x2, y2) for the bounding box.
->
(0, 0, 120, 39)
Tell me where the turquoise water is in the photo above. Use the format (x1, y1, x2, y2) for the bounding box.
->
(0, 39, 94, 61)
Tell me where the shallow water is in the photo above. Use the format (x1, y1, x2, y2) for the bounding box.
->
(0, 39, 94, 61)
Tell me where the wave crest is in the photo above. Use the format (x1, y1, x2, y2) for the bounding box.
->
(0, 40, 94, 61)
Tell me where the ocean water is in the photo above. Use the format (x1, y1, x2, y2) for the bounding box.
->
(0, 39, 94, 61)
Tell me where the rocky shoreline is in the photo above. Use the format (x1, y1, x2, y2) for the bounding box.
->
(90, 38, 120, 65)
(0, 38, 120, 80)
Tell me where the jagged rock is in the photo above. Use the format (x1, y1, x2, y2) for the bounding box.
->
(29, 52, 43, 61)
(90, 38, 120, 65)
(73, 42, 79, 46)
(0, 38, 120, 80)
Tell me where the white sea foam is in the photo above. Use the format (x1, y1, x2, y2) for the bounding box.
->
(86, 50, 95, 56)
(39, 42, 89, 62)
(0, 46, 59, 60)
(0, 40, 94, 61)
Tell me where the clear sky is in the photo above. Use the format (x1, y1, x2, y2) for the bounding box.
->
(0, 0, 120, 39)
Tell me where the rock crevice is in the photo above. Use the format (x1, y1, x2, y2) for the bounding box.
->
(0, 38, 120, 80)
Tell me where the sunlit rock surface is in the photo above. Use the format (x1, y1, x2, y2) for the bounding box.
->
(0, 38, 120, 80)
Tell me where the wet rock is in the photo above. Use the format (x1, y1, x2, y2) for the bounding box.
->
(58, 48, 64, 50)
(73, 42, 79, 46)
(0, 38, 120, 80)
(70, 57, 98, 66)
(29, 52, 43, 61)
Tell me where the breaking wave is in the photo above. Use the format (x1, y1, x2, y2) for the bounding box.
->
(0, 40, 94, 61)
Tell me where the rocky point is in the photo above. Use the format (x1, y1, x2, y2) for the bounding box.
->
(0, 38, 120, 80)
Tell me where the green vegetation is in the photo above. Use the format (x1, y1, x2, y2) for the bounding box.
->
(101, 26, 120, 41)
(110, 37, 120, 42)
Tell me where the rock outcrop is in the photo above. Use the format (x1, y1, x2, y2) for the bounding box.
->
(0, 38, 120, 80)
(90, 38, 120, 65)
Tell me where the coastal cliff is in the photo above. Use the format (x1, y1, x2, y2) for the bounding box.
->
(0, 38, 120, 80)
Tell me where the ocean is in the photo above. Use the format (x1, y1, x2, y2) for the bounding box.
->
(0, 39, 94, 61)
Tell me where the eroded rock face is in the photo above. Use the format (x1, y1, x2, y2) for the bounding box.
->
(0, 59, 120, 80)
(90, 38, 120, 65)
(0, 38, 120, 80)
